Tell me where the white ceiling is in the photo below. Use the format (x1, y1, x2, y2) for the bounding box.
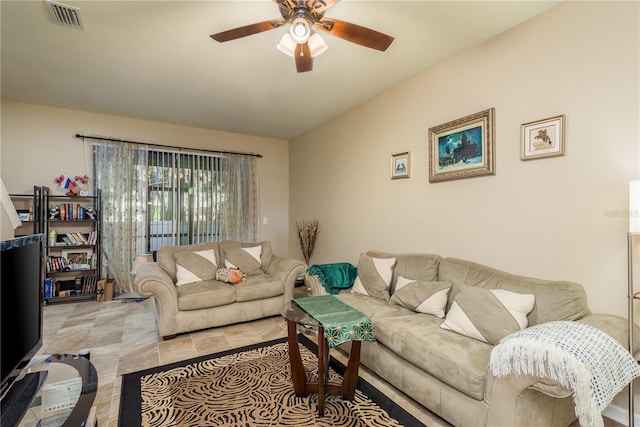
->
(1, 1, 560, 140)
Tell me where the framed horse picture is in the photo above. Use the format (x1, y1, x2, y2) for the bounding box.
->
(428, 108, 495, 183)
(521, 115, 565, 160)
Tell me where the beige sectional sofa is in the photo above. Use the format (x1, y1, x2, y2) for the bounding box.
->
(135, 240, 306, 340)
(306, 250, 637, 427)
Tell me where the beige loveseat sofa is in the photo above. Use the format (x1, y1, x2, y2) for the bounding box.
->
(135, 240, 306, 340)
(306, 250, 637, 427)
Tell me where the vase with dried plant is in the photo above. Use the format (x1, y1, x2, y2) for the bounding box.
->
(295, 219, 319, 265)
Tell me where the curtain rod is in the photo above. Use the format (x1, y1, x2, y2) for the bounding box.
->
(75, 134, 263, 158)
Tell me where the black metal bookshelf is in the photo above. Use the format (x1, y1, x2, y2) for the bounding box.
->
(42, 187, 102, 304)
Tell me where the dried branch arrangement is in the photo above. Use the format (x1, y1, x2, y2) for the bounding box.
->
(295, 219, 319, 265)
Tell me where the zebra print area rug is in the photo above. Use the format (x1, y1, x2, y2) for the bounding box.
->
(119, 334, 423, 426)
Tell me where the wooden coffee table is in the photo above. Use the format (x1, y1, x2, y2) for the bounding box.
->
(281, 299, 368, 416)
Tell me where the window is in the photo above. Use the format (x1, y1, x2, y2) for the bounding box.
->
(146, 151, 223, 252)
(94, 141, 258, 294)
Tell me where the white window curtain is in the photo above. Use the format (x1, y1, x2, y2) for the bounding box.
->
(94, 142, 148, 295)
(221, 154, 259, 242)
(94, 142, 258, 294)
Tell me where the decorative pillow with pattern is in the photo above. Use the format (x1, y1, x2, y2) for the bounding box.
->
(224, 245, 262, 275)
(440, 287, 535, 345)
(175, 249, 218, 286)
(350, 254, 396, 300)
(215, 268, 246, 284)
(390, 276, 452, 318)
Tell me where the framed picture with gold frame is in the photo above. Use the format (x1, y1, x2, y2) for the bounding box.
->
(521, 114, 565, 160)
(391, 152, 410, 179)
(428, 108, 495, 183)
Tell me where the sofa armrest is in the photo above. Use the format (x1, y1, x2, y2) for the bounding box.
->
(578, 313, 640, 355)
(265, 256, 307, 303)
(135, 262, 176, 298)
(134, 262, 180, 337)
(486, 314, 639, 426)
(486, 371, 575, 427)
(305, 273, 332, 296)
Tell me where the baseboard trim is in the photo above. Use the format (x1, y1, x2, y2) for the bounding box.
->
(603, 403, 639, 426)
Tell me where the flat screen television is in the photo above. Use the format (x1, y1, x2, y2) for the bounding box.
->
(0, 234, 44, 396)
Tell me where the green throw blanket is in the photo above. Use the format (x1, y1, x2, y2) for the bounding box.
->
(306, 263, 358, 295)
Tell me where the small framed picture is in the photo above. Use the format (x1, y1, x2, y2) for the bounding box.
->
(62, 248, 93, 270)
(521, 115, 565, 160)
(17, 210, 30, 221)
(391, 152, 410, 179)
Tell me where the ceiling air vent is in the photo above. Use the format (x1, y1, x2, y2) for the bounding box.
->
(45, 0, 84, 30)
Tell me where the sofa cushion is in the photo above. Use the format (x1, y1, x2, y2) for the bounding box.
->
(438, 257, 588, 326)
(235, 275, 284, 302)
(177, 280, 235, 311)
(440, 286, 535, 345)
(374, 313, 492, 401)
(336, 292, 414, 321)
(367, 251, 442, 293)
(157, 241, 220, 283)
(390, 277, 451, 318)
(220, 241, 273, 272)
(224, 245, 262, 275)
(351, 254, 396, 300)
(174, 249, 218, 286)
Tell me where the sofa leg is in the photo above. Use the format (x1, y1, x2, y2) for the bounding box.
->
(163, 334, 177, 341)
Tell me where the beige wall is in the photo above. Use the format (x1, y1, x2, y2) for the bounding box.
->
(290, 1, 639, 318)
(0, 102, 292, 255)
(0, 206, 16, 240)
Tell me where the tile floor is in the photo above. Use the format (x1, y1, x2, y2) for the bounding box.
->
(37, 286, 622, 427)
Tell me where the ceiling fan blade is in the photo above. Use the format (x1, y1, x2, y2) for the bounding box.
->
(316, 17, 393, 51)
(294, 42, 313, 73)
(210, 19, 285, 42)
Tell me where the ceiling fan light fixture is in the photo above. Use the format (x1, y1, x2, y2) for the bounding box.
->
(276, 33, 296, 57)
(308, 33, 328, 57)
(289, 17, 311, 43)
(277, 32, 327, 58)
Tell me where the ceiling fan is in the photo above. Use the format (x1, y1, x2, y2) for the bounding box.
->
(210, 0, 394, 73)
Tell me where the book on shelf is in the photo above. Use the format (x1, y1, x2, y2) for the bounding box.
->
(52, 202, 93, 221)
(43, 278, 55, 299)
(81, 275, 97, 294)
(47, 256, 70, 272)
(47, 276, 96, 298)
(63, 233, 89, 246)
(61, 233, 91, 246)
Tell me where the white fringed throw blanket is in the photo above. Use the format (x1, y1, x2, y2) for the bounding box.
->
(489, 321, 640, 427)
